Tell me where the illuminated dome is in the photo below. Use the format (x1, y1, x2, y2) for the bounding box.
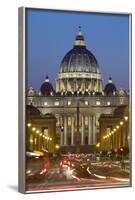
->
(59, 43, 99, 74)
(40, 76, 55, 96)
(56, 26, 103, 93)
(104, 76, 117, 96)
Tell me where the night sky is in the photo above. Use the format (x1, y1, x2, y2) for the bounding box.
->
(26, 8, 129, 91)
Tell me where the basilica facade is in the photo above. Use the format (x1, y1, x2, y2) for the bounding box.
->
(27, 27, 129, 153)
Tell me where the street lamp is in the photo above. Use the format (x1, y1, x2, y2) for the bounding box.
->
(119, 121, 123, 147)
(27, 123, 31, 127)
(36, 130, 40, 134)
(120, 147, 124, 163)
(120, 121, 124, 126)
(124, 116, 128, 121)
(116, 125, 120, 129)
(124, 116, 128, 148)
(32, 127, 36, 132)
(56, 144, 60, 149)
(96, 143, 100, 148)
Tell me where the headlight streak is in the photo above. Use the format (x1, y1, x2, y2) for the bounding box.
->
(39, 168, 47, 175)
(86, 167, 92, 175)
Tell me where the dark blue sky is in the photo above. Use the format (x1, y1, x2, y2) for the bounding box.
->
(26, 9, 129, 91)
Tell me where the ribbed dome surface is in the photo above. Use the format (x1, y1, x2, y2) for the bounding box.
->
(59, 46, 99, 73)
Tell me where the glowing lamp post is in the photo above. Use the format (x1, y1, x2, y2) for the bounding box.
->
(120, 121, 124, 147)
(120, 147, 124, 162)
(124, 116, 128, 148)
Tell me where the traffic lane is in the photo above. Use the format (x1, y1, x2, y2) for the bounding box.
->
(26, 158, 130, 189)
(26, 178, 130, 192)
(26, 165, 130, 188)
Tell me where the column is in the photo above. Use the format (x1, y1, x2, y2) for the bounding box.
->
(93, 115, 96, 145)
(123, 126, 126, 147)
(71, 116, 74, 145)
(89, 80, 92, 91)
(125, 123, 128, 147)
(112, 134, 115, 149)
(101, 80, 103, 92)
(116, 130, 119, 149)
(81, 115, 85, 145)
(30, 132, 34, 151)
(88, 115, 92, 145)
(64, 115, 67, 145)
(120, 126, 123, 147)
(114, 132, 117, 149)
(118, 129, 121, 148)
(60, 116, 63, 146)
(60, 130, 63, 146)
(56, 80, 59, 92)
(95, 80, 98, 91)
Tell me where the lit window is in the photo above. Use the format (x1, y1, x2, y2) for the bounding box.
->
(107, 101, 110, 106)
(54, 101, 59, 106)
(44, 102, 48, 106)
(85, 101, 88, 105)
(68, 101, 71, 105)
(96, 100, 101, 105)
(120, 98, 124, 105)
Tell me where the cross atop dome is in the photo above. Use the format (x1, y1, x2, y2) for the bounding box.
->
(78, 24, 82, 35)
(45, 75, 49, 82)
(108, 75, 112, 83)
(78, 24, 81, 31)
(74, 25, 85, 46)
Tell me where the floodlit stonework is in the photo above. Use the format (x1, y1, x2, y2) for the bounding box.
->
(27, 27, 129, 153)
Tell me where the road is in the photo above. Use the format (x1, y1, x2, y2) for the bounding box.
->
(26, 157, 130, 192)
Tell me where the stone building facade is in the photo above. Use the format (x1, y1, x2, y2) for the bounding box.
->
(99, 105, 129, 151)
(26, 27, 129, 153)
(26, 105, 57, 153)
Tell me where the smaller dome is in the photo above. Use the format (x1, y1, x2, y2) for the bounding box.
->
(40, 76, 55, 96)
(104, 76, 117, 96)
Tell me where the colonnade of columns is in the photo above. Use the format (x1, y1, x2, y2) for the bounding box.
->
(103, 125, 129, 150)
(56, 79, 103, 93)
(60, 114, 96, 146)
(27, 128, 49, 152)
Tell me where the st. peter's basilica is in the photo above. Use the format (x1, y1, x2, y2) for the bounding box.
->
(26, 26, 129, 154)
